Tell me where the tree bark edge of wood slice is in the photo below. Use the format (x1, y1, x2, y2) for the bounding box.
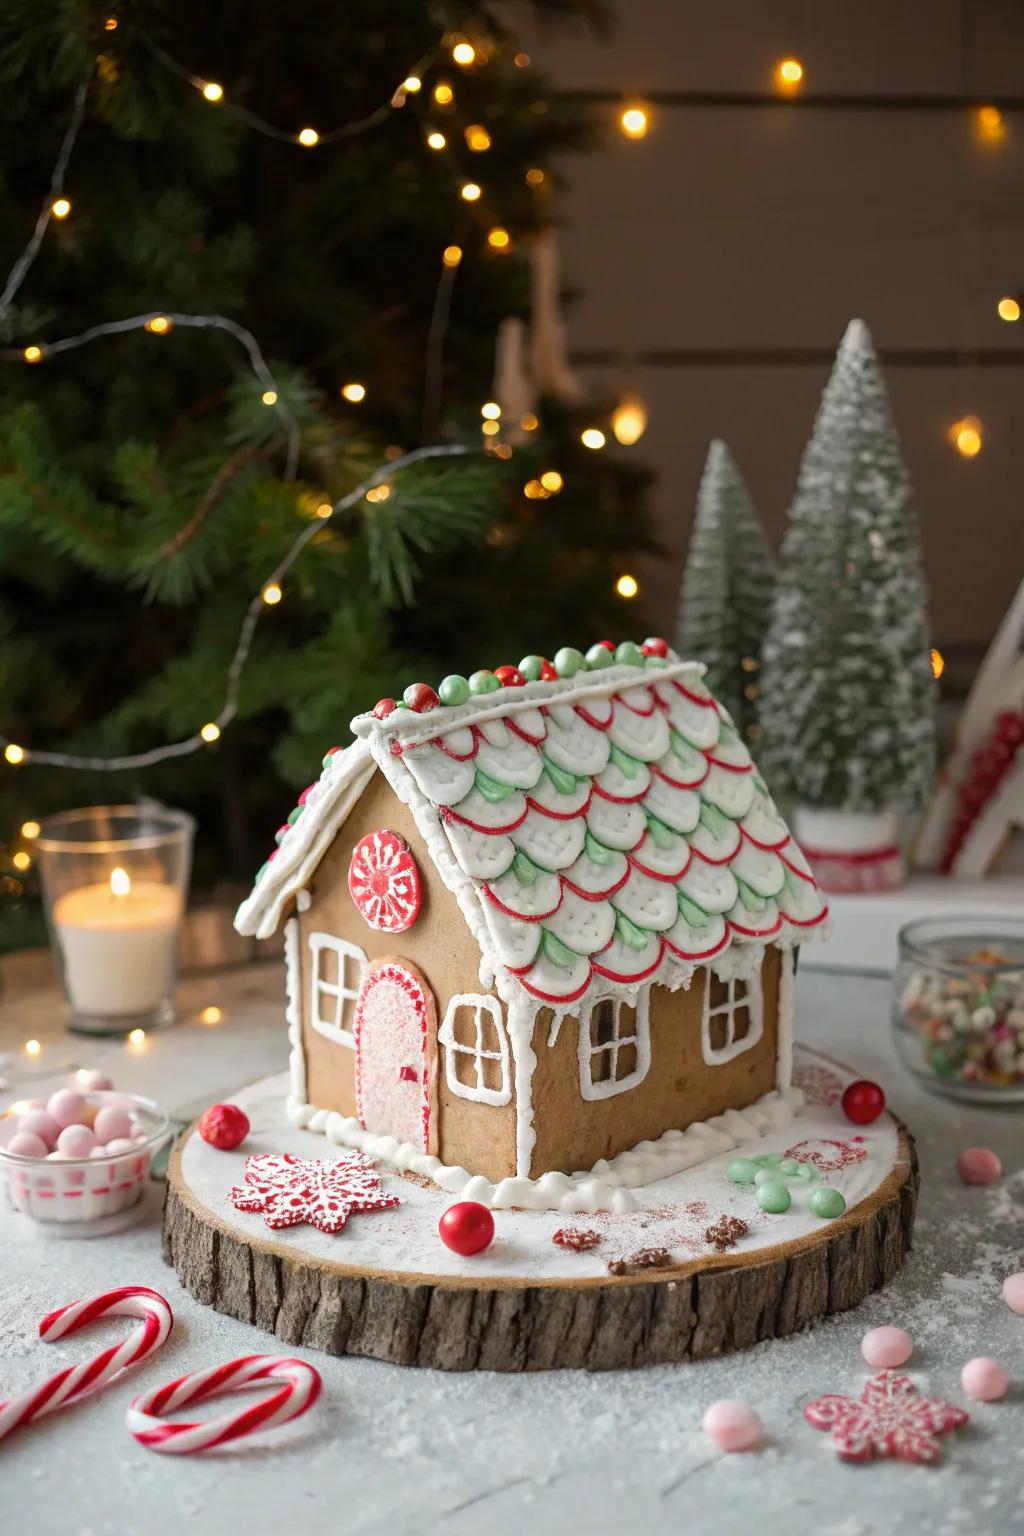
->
(162, 1125, 918, 1373)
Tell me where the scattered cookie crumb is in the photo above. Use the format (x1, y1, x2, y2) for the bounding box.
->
(606, 1246, 671, 1275)
(552, 1227, 601, 1252)
(704, 1215, 749, 1251)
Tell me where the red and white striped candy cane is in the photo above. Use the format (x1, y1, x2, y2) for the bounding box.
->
(0, 1286, 173, 1443)
(126, 1354, 322, 1455)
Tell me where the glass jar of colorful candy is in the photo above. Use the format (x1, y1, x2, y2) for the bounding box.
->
(893, 916, 1024, 1102)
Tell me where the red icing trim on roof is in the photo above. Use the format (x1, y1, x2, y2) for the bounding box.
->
(591, 777, 649, 807)
(627, 839, 691, 883)
(592, 937, 666, 984)
(651, 757, 710, 791)
(427, 730, 478, 762)
(663, 929, 731, 964)
(614, 690, 657, 718)
(778, 842, 818, 882)
(506, 963, 594, 1005)
(782, 905, 830, 929)
(690, 838, 741, 868)
(673, 680, 716, 709)
(574, 701, 614, 731)
(561, 866, 631, 902)
(525, 788, 594, 821)
(704, 753, 753, 775)
(482, 882, 562, 924)
(727, 913, 783, 940)
(506, 715, 546, 746)
(740, 824, 790, 854)
(445, 802, 529, 835)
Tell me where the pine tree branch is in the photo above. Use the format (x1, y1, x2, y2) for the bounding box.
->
(158, 441, 265, 560)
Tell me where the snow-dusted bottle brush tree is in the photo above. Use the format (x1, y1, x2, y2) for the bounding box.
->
(758, 319, 937, 893)
(674, 439, 776, 744)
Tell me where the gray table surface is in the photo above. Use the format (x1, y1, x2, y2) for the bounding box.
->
(1, 953, 1022, 1535)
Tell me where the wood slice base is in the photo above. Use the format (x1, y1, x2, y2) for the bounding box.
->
(163, 1056, 918, 1372)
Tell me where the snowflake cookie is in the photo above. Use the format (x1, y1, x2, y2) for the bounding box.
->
(229, 1151, 400, 1234)
(804, 1371, 968, 1464)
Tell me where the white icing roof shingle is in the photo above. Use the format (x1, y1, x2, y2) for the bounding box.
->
(235, 649, 828, 1006)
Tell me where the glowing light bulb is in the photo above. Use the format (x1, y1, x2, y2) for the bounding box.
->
(950, 416, 983, 457)
(200, 1005, 223, 1025)
(611, 393, 648, 446)
(261, 389, 278, 405)
(525, 167, 545, 186)
(403, 76, 422, 93)
(523, 479, 548, 500)
(12, 850, 30, 871)
(487, 226, 510, 249)
(581, 427, 606, 450)
(128, 1027, 146, 1047)
(262, 582, 283, 604)
(51, 197, 71, 220)
(316, 502, 333, 519)
(434, 82, 454, 105)
(776, 58, 804, 89)
(110, 867, 131, 897)
(520, 412, 539, 431)
(930, 647, 945, 680)
(493, 443, 512, 459)
(24, 1038, 41, 1057)
(104, 16, 118, 30)
(514, 52, 530, 68)
(481, 420, 500, 437)
(21, 820, 40, 839)
(540, 470, 563, 492)
(426, 131, 447, 150)
(481, 402, 501, 419)
(297, 127, 320, 147)
(23, 345, 42, 363)
(997, 296, 1020, 322)
(452, 41, 476, 66)
(146, 315, 171, 334)
(442, 244, 463, 267)
(200, 722, 221, 743)
(365, 483, 391, 503)
(465, 124, 492, 151)
(4, 744, 25, 764)
(460, 181, 482, 202)
(615, 573, 639, 599)
(976, 105, 1005, 144)
(341, 382, 366, 402)
(201, 81, 224, 103)
(619, 106, 649, 139)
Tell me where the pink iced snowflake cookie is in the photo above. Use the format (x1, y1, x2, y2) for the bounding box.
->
(347, 829, 422, 933)
(228, 1151, 400, 1234)
(804, 1371, 968, 1464)
(784, 1137, 868, 1174)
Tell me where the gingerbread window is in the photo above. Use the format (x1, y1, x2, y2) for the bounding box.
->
(438, 994, 511, 1106)
(701, 971, 763, 1064)
(308, 931, 367, 1048)
(578, 989, 651, 1100)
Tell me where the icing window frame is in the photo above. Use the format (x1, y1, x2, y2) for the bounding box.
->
(308, 931, 367, 1048)
(438, 994, 511, 1107)
(578, 988, 652, 1101)
(701, 970, 764, 1064)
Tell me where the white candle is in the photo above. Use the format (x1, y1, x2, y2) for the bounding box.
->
(52, 868, 181, 1018)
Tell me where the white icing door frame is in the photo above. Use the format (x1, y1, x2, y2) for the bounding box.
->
(438, 994, 512, 1106)
(578, 989, 652, 1101)
(308, 931, 367, 1048)
(701, 969, 764, 1065)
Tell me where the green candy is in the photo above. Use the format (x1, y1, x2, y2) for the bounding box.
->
(585, 643, 613, 669)
(287, 806, 304, 826)
(754, 1152, 783, 1168)
(439, 674, 470, 706)
(254, 859, 270, 883)
(754, 1167, 781, 1186)
(518, 655, 546, 682)
(808, 1186, 846, 1219)
(553, 646, 584, 678)
(469, 670, 501, 695)
(794, 1164, 820, 1183)
(726, 1157, 760, 1185)
(779, 1159, 800, 1177)
(615, 640, 643, 667)
(756, 1181, 791, 1214)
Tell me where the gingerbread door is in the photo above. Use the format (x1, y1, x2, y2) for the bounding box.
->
(353, 959, 437, 1153)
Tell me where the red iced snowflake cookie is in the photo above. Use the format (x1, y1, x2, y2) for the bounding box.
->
(552, 1227, 602, 1252)
(229, 1151, 399, 1234)
(804, 1371, 968, 1464)
(348, 829, 422, 933)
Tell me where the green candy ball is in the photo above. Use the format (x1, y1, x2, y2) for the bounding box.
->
(469, 670, 501, 695)
(756, 1181, 791, 1214)
(794, 1164, 820, 1183)
(615, 640, 643, 667)
(518, 655, 545, 682)
(553, 647, 584, 678)
(754, 1167, 781, 1186)
(779, 1159, 800, 1177)
(439, 674, 470, 706)
(755, 1152, 783, 1168)
(808, 1186, 846, 1219)
(726, 1157, 759, 1185)
(585, 643, 613, 669)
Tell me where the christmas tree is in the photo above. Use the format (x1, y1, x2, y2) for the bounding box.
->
(674, 438, 775, 741)
(0, 1, 655, 928)
(759, 319, 936, 813)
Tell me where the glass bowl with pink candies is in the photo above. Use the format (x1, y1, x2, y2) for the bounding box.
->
(0, 1071, 171, 1235)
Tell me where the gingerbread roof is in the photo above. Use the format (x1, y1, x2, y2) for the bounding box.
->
(235, 644, 828, 1006)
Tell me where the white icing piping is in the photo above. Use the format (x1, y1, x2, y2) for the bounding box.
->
(284, 917, 306, 1106)
(285, 1082, 806, 1214)
(776, 945, 795, 1093)
(507, 993, 538, 1178)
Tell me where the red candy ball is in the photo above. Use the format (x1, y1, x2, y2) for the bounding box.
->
(596, 639, 615, 652)
(494, 665, 526, 688)
(539, 658, 558, 681)
(198, 1103, 250, 1151)
(403, 683, 440, 713)
(841, 1079, 886, 1126)
(642, 636, 668, 658)
(373, 698, 397, 719)
(438, 1201, 495, 1256)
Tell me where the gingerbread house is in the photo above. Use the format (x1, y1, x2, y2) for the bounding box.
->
(235, 640, 829, 1212)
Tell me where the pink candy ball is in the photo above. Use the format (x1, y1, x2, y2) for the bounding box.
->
(956, 1147, 1002, 1185)
(104, 1137, 135, 1155)
(16, 1109, 60, 1148)
(961, 1357, 1008, 1401)
(701, 1399, 762, 1452)
(1002, 1272, 1024, 1315)
(56, 1124, 97, 1158)
(46, 1089, 87, 1129)
(861, 1326, 913, 1368)
(77, 1070, 113, 1092)
(90, 1145, 113, 1159)
(93, 1106, 132, 1143)
(8, 1131, 49, 1158)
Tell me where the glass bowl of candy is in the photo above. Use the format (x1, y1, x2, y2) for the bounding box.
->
(893, 916, 1024, 1102)
(0, 1074, 171, 1235)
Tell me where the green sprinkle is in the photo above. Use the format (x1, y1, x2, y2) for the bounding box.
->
(469, 670, 501, 695)
(475, 768, 515, 803)
(287, 806, 304, 826)
(669, 729, 702, 765)
(676, 892, 710, 928)
(613, 908, 649, 951)
(518, 655, 545, 682)
(439, 674, 470, 706)
(585, 643, 613, 669)
(645, 812, 676, 850)
(553, 646, 584, 678)
(726, 1158, 760, 1185)
(584, 828, 613, 866)
(735, 877, 767, 914)
(808, 1186, 846, 1219)
(756, 1181, 791, 1214)
(541, 755, 578, 795)
(699, 801, 731, 840)
(615, 640, 643, 667)
(511, 849, 539, 886)
(254, 860, 270, 883)
(541, 929, 579, 969)
(608, 741, 639, 779)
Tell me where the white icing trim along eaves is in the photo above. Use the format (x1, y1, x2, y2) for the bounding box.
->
(285, 1082, 806, 1214)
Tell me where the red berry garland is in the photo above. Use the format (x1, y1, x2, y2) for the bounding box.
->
(198, 1103, 250, 1150)
(940, 709, 1024, 873)
(841, 1079, 886, 1126)
(438, 1201, 494, 1255)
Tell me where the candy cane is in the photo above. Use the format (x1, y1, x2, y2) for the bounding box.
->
(126, 1355, 322, 1455)
(0, 1286, 173, 1443)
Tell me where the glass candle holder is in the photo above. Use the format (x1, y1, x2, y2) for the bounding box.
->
(35, 805, 195, 1036)
(892, 915, 1024, 1103)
